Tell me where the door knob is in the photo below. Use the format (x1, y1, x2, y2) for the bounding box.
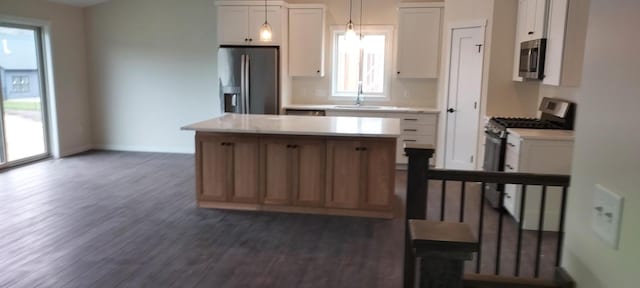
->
(447, 108, 456, 113)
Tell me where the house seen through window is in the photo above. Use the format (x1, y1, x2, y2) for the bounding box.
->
(332, 26, 393, 100)
(11, 75, 30, 93)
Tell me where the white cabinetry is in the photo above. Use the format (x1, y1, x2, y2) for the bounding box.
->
(503, 130, 574, 231)
(217, 4, 283, 45)
(513, 0, 584, 86)
(289, 6, 325, 77)
(542, 0, 569, 86)
(521, 0, 548, 41)
(324, 110, 438, 164)
(512, 0, 549, 81)
(395, 5, 442, 78)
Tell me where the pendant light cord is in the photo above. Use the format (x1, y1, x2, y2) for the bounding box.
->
(264, 0, 268, 24)
(350, 0, 353, 23)
(359, 0, 363, 38)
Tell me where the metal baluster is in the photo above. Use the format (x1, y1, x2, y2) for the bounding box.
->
(515, 185, 528, 277)
(440, 180, 446, 221)
(459, 181, 467, 222)
(495, 185, 505, 275)
(476, 182, 486, 273)
(555, 186, 568, 267)
(534, 185, 548, 278)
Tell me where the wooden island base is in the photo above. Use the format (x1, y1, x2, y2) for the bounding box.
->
(195, 132, 397, 219)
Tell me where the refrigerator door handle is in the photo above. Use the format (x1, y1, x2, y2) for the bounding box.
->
(240, 54, 246, 114)
(245, 55, 251, 114)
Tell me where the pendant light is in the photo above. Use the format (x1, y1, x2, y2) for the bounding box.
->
(345, 0, 357, 41)
(259, 0, 272, 41)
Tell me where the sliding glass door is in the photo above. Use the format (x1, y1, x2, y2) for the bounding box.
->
(0, 23, 49, 168)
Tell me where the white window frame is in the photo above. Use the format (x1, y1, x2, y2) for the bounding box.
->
(330, 25, 394, 101)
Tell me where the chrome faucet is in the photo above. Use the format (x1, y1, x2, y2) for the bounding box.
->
(354, 82, 364, 106)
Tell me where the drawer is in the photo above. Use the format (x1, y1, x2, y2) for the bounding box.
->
(504, 156, 519, 172)
(387, 113, 437, 126)
(398, 135, 435, 145)
(503, 184, 519, 219)
(401, 123, 437, 136)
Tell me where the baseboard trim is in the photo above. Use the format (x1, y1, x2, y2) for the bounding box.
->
(93, 144, 194, 154)
(59, 144, 93, 157)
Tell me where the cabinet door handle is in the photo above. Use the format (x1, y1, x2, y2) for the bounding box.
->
(403, 139, 417, 142)
(403, 129, 417, 132)
(403, 118, 418, 121)
(505, 194, 512, 199)
(528, 31, 534, 35)
(249, 38, 253, 42)
(317, 70, 320, 73)
(397, 71, 400, 75)
(506, 164, 515, 170)
(245, 38, 248, 42)
(507, 142, 516, 147)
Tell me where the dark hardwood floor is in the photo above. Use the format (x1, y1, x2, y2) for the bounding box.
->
(0, 151, 403, 288)
(0, 151, 557, 288)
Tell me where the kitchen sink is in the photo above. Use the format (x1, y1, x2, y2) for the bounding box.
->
(333, 105, 383, 109)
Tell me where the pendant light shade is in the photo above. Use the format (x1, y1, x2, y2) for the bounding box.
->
(259, 0, 272, 42)
(345, 0, 357, 41)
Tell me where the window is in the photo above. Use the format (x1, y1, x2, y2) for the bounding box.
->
(11, 75, 30, 93)
(331, 26, 393, 100)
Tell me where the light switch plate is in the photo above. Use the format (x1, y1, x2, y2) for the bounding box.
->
(591, 184, 624, 249)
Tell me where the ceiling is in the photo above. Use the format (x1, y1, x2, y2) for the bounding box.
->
(47, 0, 110, 7)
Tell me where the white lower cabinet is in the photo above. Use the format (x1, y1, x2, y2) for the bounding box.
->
(503, 131, 574, 231)
(325, 110, 438, 164)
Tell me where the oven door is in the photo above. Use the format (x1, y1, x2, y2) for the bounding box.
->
(483, 131, 506, 208)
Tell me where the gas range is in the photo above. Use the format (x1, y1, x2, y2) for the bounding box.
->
(482, 97, 576, 209)
(485, 97, 576, 138)
(486, 117, 563, 138)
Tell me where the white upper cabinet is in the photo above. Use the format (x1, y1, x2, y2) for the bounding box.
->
(396, 6, 442, 78)
(521, 0, 548, 42)
(217, 4, 282, 45)
(512, 0, 583, 86)
(218, 6, 250, 45)
(512, 0, 549, 82)
(542, 0, 569, 86)
(289, 7, 325, 77)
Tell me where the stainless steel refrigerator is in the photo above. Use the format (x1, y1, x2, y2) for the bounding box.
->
(218, 46, 279, 115)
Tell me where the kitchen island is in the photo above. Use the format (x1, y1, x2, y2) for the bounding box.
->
(182, 114, 401, 218)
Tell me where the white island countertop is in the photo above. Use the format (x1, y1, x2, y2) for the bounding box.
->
(182, 114, 401, 138)
(508, 128, 575, 141)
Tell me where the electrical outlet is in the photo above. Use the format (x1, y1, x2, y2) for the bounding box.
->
(591, 184, 624, 249)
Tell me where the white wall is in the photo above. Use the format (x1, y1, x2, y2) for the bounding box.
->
(86, 0, 219, 153)
(0, 0, 91, 157)
(287, 0, 442, 108)
(485, 0, 539, 118)
(561, 0, 640, 287)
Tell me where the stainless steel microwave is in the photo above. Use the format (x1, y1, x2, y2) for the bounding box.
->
(519, 39, 547, 80)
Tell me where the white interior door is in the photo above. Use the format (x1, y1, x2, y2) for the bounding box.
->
(444, 26, 484, 170)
